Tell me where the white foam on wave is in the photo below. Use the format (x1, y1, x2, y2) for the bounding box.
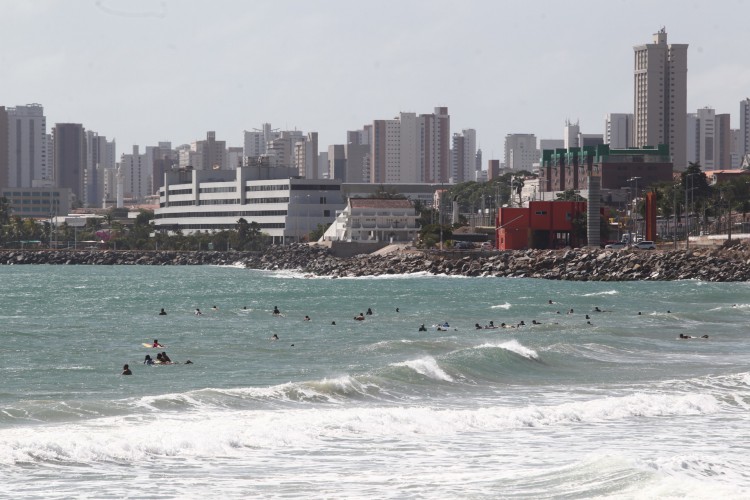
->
(391, 356, 454, 382)
(209, 262, 247, 269)
(0, 391, 722, 467)
(491, 302, 512, 310)
(581, 290, 618, 297)
(476, 339, 539, 360)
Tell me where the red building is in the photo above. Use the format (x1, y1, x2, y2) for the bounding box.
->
(496, 201, 590, 250)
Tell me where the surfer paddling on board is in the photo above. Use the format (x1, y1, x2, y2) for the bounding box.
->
(273, 306, 281, 316)
(152, 339, 164, 348)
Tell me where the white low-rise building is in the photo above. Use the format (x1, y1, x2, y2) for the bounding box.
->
(323, 198, 419, 243)
(154, 166, 344, 243)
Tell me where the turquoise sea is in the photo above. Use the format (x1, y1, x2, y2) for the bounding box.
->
(1, 264, 749, 498)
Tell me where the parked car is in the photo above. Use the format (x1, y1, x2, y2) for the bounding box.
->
(604, 241, 627, 249)
(634, 240, 656, 250)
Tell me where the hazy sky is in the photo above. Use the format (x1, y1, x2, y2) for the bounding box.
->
(4, 0, 750, 162)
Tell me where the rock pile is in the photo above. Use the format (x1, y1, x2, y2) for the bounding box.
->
(3, 242, 750, 281)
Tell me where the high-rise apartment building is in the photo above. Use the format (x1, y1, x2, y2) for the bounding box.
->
(686, 107, 731, 170)
(451, 129, 476, 183)
(53, 123, 86, 202)
(6, 104, 49, 188)
(741, 98, 750, 156)
(633, 28, 688, 169)
(84, 131, 116, 207)
(563, 120, 580, 149)
(293, 132, 319, 179)
(369, 107, 450, 184)
(504, 134, 538, 171)
(193, 131, 226, 170)
(605, 113, 634, 149)
(120, 145, 151, 203)
(0, 107, 8, 189)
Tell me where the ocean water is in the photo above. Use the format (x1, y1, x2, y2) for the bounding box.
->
(1, 264, 749, 499)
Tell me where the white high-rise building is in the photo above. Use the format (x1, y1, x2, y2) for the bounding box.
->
(686, 107, 732, 170)
(369, 107, 450, 184)
(504, 134, 537, 171)
(7, 104, 49, 187)
(633, 28, 688, 169)
(605, 113, 634, 148)
(563, 119, 580, 149)
(119, 145, 151, 203)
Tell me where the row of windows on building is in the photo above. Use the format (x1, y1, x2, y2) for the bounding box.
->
(160, 197, 291, 208)
(3, 191, 60, 197)
(155, 210, 287, 219)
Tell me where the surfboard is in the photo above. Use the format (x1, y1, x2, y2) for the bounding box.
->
(142, 343, 166, 348)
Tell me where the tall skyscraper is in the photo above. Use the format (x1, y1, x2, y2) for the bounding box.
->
(6, 104, 49, 187)
(369, 107, 450, 184)
(53, 123, 86, 202)
(605, 113, 634, 148)
(0, 106, 8, 189)
(741, 98, 750, 156)
(633, 28, 688, 169)
(450, 129, 476, 183)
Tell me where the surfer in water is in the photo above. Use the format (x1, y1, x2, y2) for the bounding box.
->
(153, 339, 164, 348)
(195, 308, 202, 316)
(304, 315, 311, 321)
(366, 308, 373, 315)
(273, 306, 281, 316)
(122, 364, 132, 375)
(271, 334, 279, 340)
(159, 308, 167, 315)
(144, 355, 154, 365)
(354, 313, 365, 321)
(418, 324, 427, 332)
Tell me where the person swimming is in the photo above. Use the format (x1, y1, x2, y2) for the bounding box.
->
(366, 308, 373, 315)
(159, 308, 167, 315)
(211, 305, 219, 311)
(418, 324, 427, 332)
(331, 321, 336, 325)
(122, 364, 132, 375)
(271, 333, 279, 340)
(144, 355, 154, 365)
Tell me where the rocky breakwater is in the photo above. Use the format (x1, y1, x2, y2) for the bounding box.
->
(0, 249, 258, 266)
(246, 242, 750, 282)
(4, 242, 750, 282)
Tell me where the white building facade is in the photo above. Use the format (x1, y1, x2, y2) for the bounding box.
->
(154, 166, 345, 244)
(504, 133, 538, 171)
(605, 113, 634, 149)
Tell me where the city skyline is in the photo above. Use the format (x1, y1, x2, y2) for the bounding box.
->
(4, 0, 750, 161)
